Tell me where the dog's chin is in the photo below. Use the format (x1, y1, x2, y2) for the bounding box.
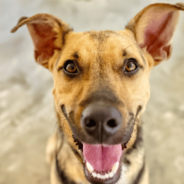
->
(84, 158, 122, 184)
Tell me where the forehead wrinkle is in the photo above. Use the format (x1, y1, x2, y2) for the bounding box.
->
(55, 46, 77, 69)
(55, 51, 62, 68)
(122, 42, 147, 67)
(136, 45, 147, 66)
(120, 32, 147, 66)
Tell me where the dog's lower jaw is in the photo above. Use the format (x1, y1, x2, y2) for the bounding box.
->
(47, 124, 149, 184)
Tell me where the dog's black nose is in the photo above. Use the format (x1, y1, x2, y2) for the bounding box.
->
(81, 103, 122, 143)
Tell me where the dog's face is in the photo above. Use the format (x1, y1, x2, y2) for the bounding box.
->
(52, 31, 151, 183)
(11, 3, 184, 184)
(53, 30, 151, 142)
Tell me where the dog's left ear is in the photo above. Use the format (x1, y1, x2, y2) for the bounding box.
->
(11, 14, 72, 69)
(126, 3, 184, 65)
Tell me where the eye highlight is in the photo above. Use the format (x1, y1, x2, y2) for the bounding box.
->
(124, 58, 138, 74)
(64, 60, 78, 74)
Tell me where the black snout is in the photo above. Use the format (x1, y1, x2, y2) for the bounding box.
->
(81, 103, 122, 143)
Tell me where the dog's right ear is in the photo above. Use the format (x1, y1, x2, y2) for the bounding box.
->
(11, 14, 72, 70)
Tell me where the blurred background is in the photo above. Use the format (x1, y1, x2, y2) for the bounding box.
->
(0, 0, 184, 183)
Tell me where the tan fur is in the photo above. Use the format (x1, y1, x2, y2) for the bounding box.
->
(46, 133, 58, 165)
(11, 2, 184, 184)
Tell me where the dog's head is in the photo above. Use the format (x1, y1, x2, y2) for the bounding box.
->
(12, 3, 184, 184)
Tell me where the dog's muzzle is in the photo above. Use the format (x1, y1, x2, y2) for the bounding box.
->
(80, 103, 124, 184)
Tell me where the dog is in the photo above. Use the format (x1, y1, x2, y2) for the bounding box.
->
(11, 2, 184, 184)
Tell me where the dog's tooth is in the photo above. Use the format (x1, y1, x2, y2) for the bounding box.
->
(92, 172, 97, 178)
(104, 173, 109, 179)
(109, 171, 114, 178)
(91, 170, 115, 180)
(112, 162, 119, 174)
(86, 162, 94, 173)
(107, 173, 111, 178)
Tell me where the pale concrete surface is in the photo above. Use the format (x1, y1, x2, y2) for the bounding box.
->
(0, 0, 184, 184)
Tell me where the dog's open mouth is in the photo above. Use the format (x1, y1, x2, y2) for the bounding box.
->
(83, 143, 123, 184)
(73, 136, 125, 184)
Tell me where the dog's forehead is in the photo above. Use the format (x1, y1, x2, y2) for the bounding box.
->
(57, 30, 145, 69)
(64, 30, 140, 56)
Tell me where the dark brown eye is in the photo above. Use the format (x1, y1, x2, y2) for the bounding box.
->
(64, 60, 78, 74)
(125, 59, 137, 72)
(66, 63, 77, 73)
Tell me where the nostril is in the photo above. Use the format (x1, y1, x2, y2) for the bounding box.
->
(85, 119, 96, 128)
(107, 119, 117, 128)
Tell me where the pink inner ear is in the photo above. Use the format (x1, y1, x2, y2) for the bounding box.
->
(28, 22, 60, 64)
(140, 11, 175, 62)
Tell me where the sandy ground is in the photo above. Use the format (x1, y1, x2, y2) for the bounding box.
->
(1, 0, 184, 184)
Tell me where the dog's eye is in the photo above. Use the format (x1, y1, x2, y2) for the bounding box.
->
(125, 58, 138, 72)
(64, 60, 78, 74)
(66, 63, 77, 73)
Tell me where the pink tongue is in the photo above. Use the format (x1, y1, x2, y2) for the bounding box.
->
(83, 143, 122, 171)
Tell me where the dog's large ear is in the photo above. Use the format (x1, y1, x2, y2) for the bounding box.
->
(126, 3, 184, 65)
(11, 14, 72, 69)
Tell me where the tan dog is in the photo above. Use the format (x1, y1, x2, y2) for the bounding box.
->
(11, 2, 184, 184)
